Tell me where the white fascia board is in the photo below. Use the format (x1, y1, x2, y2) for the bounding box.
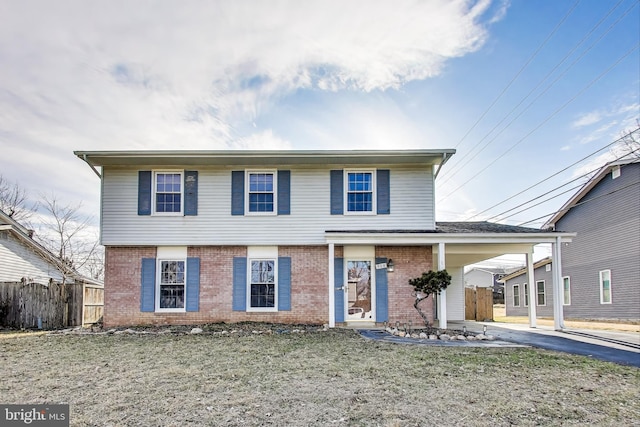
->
(74, 149, 456, 168)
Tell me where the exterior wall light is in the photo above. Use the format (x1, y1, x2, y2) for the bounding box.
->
(387, 259, 395, 272)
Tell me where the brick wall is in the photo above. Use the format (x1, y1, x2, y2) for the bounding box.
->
(105, 245, 433, 327)
(104, 245, 328, 327)
(376, 246, 434, 326)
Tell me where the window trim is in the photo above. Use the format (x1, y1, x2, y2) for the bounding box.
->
(247, 257, 278, 312)
(155, 258, 187, 313)
(512, 284, 520, 307)
(599, 269, 612, 304)
(536, 280, 546, 306)
(152, 170, 184, 216)
(523, 283, 529, 307)
(245, 170, 278, 216)
(562, 276, 571, 306)
(344, 169, 377, 215)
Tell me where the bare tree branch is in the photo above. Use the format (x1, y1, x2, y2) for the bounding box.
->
(0, 174, 37, 223)
(35, 194, 102, 282)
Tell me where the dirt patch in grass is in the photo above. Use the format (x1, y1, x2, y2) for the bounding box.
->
(1, 326, 639, 426)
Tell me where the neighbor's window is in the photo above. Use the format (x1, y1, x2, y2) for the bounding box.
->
(158, 260, 185, 310)
(536, 280, 546, 306)
(247, 171, 276, 213)
(346, 171, 374, 213)
(154, 171, 183, 214)
(599, 270, 612, 304)
(250, 259, 276, 309)
(524, 283, 529, 307)
(563, 276, 571, 305)
(513, 284, 520, 307)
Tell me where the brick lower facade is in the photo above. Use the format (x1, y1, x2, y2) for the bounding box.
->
(104, 245, 435, 327)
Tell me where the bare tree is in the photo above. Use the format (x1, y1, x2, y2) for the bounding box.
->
(0, 174, 37, 223)
(36, 194, 102, 282)
(613, 125, 640, 159)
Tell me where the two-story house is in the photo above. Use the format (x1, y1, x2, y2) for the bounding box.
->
(75, 150, 574, 328)
(503, 158, 639, 322)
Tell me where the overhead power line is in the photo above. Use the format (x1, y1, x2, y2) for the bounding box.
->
(518, 180, 640, 227)
(438, 43, 640, 203)
(449, 0, 581, 151)
(464, 127, 640, 221)
(439, 0, 635, 185)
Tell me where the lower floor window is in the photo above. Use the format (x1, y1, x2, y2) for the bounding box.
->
(599, 270, 611, 304)
(563, 277, 571, 305)
(250, 260, 275, 308)
(536, 280, 546, 306)
(159, 260, 185, 309)
(513, 284, 520, 307)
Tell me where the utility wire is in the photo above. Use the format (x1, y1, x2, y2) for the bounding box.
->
(465, 127, 640, 220)
(439, 0, 634, 185)
(483, 144, 640, 222)
(517, 180, 640, 227)
(449, 0, 581, 151)
(438, 43, 639, 203)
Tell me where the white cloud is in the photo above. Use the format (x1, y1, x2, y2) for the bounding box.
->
(0, 0, 500, 214)
(572, 111, 603, 128)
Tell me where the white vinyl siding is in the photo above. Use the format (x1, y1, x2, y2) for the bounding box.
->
(0, 234, 64, 284)
(446, 267, 465, 321)
(100, 166, 435, 246)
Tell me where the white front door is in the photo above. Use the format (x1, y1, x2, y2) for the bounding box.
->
(346, 260, 374, 321)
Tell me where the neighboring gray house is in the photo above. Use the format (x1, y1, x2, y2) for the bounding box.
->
(504, 159, 639, 321)
(502, 258, 556, 317)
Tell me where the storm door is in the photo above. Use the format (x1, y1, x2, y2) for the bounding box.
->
(346, 260, 374, 321)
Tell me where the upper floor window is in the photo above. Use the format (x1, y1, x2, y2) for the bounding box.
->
(247, 171, 276, 214)
(599, 270, 612, 304)
(346, 170, 375, 213)
(155, 171, 183, 214)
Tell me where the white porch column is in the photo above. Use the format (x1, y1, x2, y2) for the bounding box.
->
(328, 243, 335, 328)
(438, 242, 447, 329)
(526, 248, 537, 328)
(552, 236, 565, 330)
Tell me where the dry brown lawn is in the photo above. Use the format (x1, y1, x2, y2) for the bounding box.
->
(1, 326, 639, 426)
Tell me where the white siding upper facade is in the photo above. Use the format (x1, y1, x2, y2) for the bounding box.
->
(101, 164, 436, 246)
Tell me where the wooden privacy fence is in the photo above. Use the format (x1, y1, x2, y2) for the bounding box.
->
(0, 280, 103, 329)
(465, 287, 494, 321)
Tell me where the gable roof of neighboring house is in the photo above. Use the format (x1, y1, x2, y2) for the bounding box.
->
(0, 209, 102, 286)
(498, 257, 553, 283)
(543, 158, 640, 230)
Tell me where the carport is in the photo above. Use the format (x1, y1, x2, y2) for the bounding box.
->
(326, 222, 575, 330)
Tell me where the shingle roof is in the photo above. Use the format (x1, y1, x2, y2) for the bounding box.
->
(326, 221, 553, 234)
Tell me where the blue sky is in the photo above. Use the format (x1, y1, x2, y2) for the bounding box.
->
(1, 0, 638, 246)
